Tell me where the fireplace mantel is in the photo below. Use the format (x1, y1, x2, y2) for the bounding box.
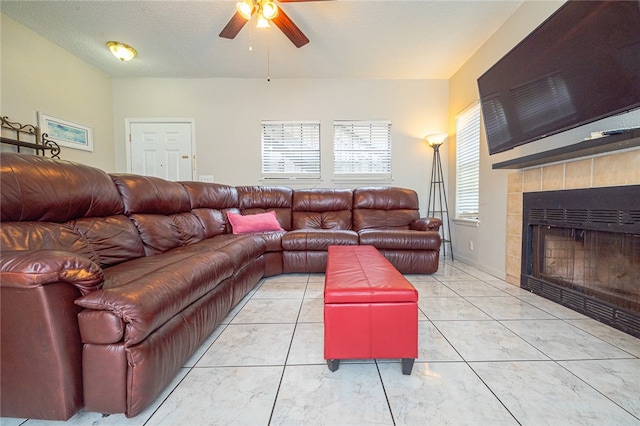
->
(493, 128, 640, 170)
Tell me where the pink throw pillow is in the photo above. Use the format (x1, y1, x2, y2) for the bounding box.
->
(227, 211, 284, 235)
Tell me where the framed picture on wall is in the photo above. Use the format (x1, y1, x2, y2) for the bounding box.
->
(38, 112, 93, 152)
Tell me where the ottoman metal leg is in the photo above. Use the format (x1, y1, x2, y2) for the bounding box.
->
(402, 358, 415, 375)
(327, 359, 340, 372)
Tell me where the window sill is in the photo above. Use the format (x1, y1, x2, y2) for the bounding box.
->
(261, 177, 322, 181)
(454, 218, 479, 228)
(331, 177, 394, 184)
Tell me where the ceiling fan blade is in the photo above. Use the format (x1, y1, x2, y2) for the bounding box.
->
(219, 11, 248, 39)
(272, 8, 309, 48)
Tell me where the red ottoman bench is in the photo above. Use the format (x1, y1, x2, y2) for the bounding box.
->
(324, 245, 418, 375)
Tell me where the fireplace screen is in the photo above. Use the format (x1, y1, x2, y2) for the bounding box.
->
(532, 226, 640, 314)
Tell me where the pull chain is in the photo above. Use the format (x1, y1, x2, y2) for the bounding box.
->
(266, 26, 271, 82)
(249, 15, 253, 51)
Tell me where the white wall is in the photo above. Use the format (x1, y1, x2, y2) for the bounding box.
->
(1, 14, 115, 171)
(448, 0, 640, 279)
(448, 1, 566, 278)
(112, 78, 449, 215)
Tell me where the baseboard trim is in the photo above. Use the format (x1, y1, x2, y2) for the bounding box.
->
(450, 253, 505, 281)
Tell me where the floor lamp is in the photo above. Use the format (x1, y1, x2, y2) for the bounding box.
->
(425, 134, 453, 261)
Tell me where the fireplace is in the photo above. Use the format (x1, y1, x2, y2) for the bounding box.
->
(521, 185, 640, 337)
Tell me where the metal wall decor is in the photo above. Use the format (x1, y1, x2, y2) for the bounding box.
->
(1, 116, 61, 158)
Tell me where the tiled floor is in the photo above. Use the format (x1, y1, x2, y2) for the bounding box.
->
(5, 261, 640, 425)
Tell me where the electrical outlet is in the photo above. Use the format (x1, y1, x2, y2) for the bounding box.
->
(468, 240, 474, 251)
(198, 175, 214, 183)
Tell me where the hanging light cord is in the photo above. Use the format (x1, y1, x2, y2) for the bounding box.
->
(266, 26, 271, 82)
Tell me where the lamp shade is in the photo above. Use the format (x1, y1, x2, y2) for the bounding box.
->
(236, 0, 254, 19)
(424, 133, 448, 147)
(106, 41, 137, 61)
(262, 1, 278, 19)
(256, 13, 271, 28)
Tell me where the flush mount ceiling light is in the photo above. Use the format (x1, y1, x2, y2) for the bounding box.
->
(106, 41, 137, 62)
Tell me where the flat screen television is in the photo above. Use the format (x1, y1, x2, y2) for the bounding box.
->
(478, 0, 640, 155)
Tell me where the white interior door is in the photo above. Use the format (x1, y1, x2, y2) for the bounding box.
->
(129, 121, 194, 181)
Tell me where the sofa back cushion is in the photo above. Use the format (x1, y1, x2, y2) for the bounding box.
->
(1, 153, 124, 223)
(68, 216, 145, 267)
(111, 174, 205, 255)
(236, 186, 293, 231)
(352, 187, 420, 231)
(181, 182, 239, 237)
(1, 222, 94, 260)
(291, 189, 353, 230)
(0, 154, 144, 267)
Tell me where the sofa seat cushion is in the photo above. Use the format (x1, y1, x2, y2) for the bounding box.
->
(256, 231, 286, 252)
(190, 234, 267, 274)
(76, 249, 236, 346)
(358, 229, 441, 251)
(282, 230, 358, 251)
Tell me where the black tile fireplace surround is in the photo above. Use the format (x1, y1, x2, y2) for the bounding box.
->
(521, 185, 640, 338)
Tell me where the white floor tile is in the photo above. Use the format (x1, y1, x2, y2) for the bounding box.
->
(146, 366, 282, 426)
(443, 280, 511, 297)
(252, 281, 306, 299)
(297, 298, 323, 323)
(558, 358, 640, 418)
(466, 296, 556, 320)
(516, 294, 590, 319)
(287, 322, 325, 365)
(419, 297, 493, 321)
(566, 318, 640, 357)
(472, 361, 640, 426)
(417, 321, 463, 362)
(411, 281, 459, 298)
(380, 362, 518, 425)
(271, 364, 394, 426)
(502, 320, 634, 360)
(303, 281, 324, 298)
(434, 320, 548, 361)
(230, 298, 302, 324)
(9, 264, 640, 426)
(197, 323, 295, 366)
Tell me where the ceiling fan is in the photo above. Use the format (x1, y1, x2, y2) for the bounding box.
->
(219, 0, 320, 48)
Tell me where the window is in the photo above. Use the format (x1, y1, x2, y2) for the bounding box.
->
(455, 102, 481, 220)
(261, 121, 320, 179)
(333, 120, 392, 179)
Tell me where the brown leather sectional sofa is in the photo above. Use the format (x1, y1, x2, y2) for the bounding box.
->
(0, 152, 441, 420)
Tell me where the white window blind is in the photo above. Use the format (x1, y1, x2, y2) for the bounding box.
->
(333, 120, 392, 179)
(455, 102, 481, 220)
(262, 121, 320, 179)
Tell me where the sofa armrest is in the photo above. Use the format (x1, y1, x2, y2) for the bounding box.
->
(410, 217, 442, 231)
(0, 250, 103, 296)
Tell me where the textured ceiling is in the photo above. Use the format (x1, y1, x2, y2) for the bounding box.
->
(1, 0, 532, 80)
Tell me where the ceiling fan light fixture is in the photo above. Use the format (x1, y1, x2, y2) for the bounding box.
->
(236, 0, 254, 20)
(256, 13, 271, 28)
(261, 1, 278, 20)
(106, 41, 137, 61)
